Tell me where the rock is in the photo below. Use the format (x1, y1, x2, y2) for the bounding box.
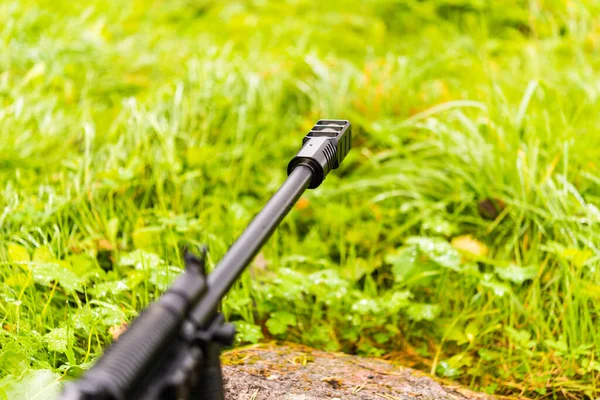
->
(222, 343, 493, 399)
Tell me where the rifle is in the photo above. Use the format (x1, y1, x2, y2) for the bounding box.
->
(60, 119, 352, 400)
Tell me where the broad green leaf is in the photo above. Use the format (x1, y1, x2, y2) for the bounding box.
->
(465, 321, 480, 342)
(544, 337, 568, 354)
(308, 269, 346, 289)
(0, 369, 61, 400)
(448, 353, 474, 368)
(120, 250, 181, 290)
(495, 264, 537, 284)
(386, 246, 418, 282)
(148, 265, 183, 291)
(342, 329, 359, 342)
(234, 322, 263, 344)
(270, 269, 306, 298)
(74, 301, 126, 330)
(406, 303, 440, 321)
(436, 360, 460, 378)
(305, 325, 338, 350)
(32, 247, 54, 262)
(89, 301, 126, 326)
(351, 298, 380, 314)
(4, 272, 32, 288)
(31, 263, 83, 293)
(383, 290, 412, 313)
(505, 327, 536, 349)
(421, 217, 457, 236)
(481, 279, 511, 297)
(478, 348, 503, 361)
(437, 353, 473, 378)
(185, 146, 216, 167)
(582, 282, 600, 299)
(0, 342, 29, 375)
(126, 270, 146, 289)
(373, 332, 391, 344)
(7, 244, 30, 263)
(343, 257, 373, 281)
(582, 359, 600, 373)
(43, 327, 73, 353)
(446, 326, 468, 345)
(561, 248, 593, 267)
(308, 269, 348, 299)
(120, 250, 162, 270)
(406, 237, 463, 271)
(90, 280, 130, 298)
(265, 311, 297, 335)
(132, 227, 163, 249)
(66, 254, 104, 280)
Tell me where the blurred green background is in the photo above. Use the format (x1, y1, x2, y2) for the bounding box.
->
(1, 0, 600, 398)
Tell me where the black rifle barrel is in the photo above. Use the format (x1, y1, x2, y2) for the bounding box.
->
(188, 164, 313, 327)
(189, 118, 352, 327)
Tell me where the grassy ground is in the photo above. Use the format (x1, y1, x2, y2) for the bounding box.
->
(1, 0, 600, 398)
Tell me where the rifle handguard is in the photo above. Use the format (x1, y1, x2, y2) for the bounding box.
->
(287, 119, 351, 188)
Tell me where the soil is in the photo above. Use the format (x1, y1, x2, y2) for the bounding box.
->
(222, 343, 494, 400)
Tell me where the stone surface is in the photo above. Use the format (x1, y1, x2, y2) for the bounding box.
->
(222, 343, 494, 400)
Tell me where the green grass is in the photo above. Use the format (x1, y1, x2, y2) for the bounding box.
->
(1, 0, 600, 398)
